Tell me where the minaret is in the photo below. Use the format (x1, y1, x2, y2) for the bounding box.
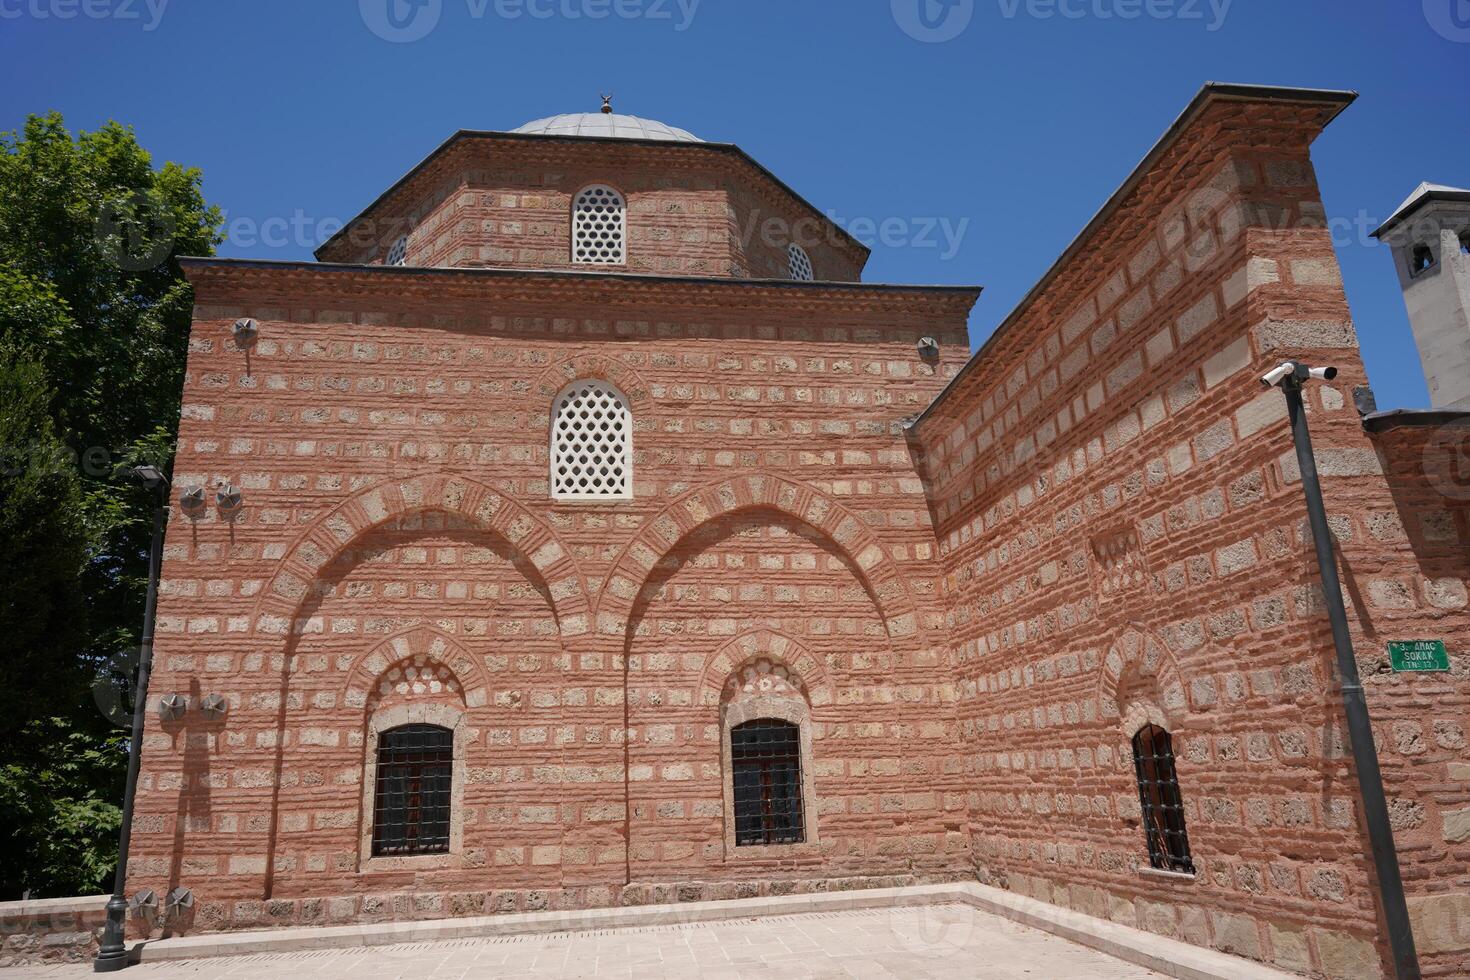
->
(1373, 183, 1470, 409)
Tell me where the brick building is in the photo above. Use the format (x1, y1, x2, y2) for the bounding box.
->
(120, 84, 1470, 977)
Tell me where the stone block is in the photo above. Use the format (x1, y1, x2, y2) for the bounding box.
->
(1313, 929, 1383, 980)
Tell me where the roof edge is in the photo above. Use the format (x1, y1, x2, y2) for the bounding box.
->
(1371, 188, 1470, 240)
(1362, 408, 1470, 434)
(313, 129, 872, 261)
(909, 81, 1358, 433)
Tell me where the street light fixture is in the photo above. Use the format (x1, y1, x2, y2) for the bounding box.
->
(94, 466, 170, 973)
(1262, 360, 1421, 980)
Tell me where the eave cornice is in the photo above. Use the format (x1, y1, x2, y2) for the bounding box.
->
(181, 257, 982, 320)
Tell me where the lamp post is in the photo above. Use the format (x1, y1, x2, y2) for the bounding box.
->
(94, 465, 169, 973)
(1263, 361, 1420, 980)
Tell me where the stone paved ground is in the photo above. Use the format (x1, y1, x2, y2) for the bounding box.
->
(6, 904, 1165, 979)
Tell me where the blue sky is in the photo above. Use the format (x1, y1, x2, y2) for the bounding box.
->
(3, 1, 1467, 407)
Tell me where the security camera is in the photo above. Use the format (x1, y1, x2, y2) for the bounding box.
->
(1260, 361, 1298, 388)
(1261, 361, 1338, 388)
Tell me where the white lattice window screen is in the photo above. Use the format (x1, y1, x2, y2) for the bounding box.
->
(787, 243, 814, 281)
(572, 185, 626, 264)
(551, 381, 632, 500)
(386, 235, 409, 267)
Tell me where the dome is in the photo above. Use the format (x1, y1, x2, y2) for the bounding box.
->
(510, 112, 702, 143)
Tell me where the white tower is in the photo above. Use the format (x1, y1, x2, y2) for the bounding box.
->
(1373, 183, 1470, 409)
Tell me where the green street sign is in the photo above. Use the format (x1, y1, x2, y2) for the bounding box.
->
(1388, 640, 1450, 673)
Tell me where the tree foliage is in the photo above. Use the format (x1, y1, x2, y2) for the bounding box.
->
(0, 719, 125, 898)
(0, 113, 222, 898)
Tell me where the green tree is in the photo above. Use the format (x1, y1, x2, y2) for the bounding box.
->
(0, 114, 222, 898)
(0, 350, 90, 736)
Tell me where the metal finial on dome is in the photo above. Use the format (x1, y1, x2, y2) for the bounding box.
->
(600, 94, 613, 114)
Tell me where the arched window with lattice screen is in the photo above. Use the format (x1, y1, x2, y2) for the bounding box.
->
(550, 380, 633, 500)
(386, 234, 409, 267)
(572, 184, 626, 264)
(787, 243, 814, 281)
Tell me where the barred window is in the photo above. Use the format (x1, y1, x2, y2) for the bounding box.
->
(787, 243, 814, 281)
(550, 380, 632, 500)
(1132, 723, 1193, 873)
(372, 724, 452, 856)
(572, 184, 626, 264)
(731, 719, 804, 846)
(386, 235, 409, 267)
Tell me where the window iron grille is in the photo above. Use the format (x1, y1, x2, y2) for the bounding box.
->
(731, 719, 804, 846)
(372, 724, 452, 857)
(1132, 723, 1194, 874)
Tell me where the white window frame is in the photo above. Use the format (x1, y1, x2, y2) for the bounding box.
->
(549, 379, 634, 502)
(571, 184, 627, 265)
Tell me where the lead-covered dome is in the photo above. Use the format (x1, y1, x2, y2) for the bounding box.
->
(510, 112, 702, 143)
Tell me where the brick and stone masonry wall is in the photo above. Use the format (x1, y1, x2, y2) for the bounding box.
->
(0, 896, 108, 966)
(315, 139, 868, 283)
(124, 265, 975, 937)
(60, 88, 1470, 979)
(910, 94, 1470, 979)
(1338, 421, 1470, 976)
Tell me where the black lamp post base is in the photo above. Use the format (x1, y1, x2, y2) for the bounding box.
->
(92, 949, 131, 973)
(92, 898, 132, 972)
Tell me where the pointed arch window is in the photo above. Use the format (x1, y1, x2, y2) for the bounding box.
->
(787, 243, 814, 281)
(572, 184, 626, 264)
(550, 379, 633, 500)
(372, 724, 453, 856)
(1132, 723, 1193, 873)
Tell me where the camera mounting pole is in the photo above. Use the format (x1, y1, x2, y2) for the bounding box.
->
(1265, 361, 1420, 980)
